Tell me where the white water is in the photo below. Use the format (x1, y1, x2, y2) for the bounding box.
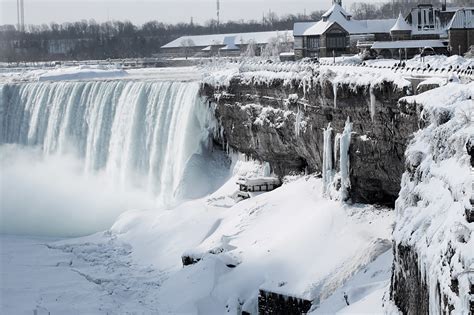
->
(1, 79, 227, 235)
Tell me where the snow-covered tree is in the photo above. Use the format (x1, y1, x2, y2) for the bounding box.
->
(244, 39, 257, 57)
(180, 38, 195, 59)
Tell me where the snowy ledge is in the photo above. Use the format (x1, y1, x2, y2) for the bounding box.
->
(201, 59, 412, 92)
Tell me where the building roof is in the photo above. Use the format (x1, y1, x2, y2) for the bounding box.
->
(161, 30, 293, 49)
(391, 12, 412, 32)
(448, 8, 474, 29)
(371, 39, 446, 50)
(322, 3, 352, 19)
(295, 3, 395, 36)
(219, 36, 239, 50)
(293, 22, 317, 36)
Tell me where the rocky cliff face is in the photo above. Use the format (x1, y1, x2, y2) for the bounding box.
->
(201, 72, 420, 206)
(390, 83, 473, 314)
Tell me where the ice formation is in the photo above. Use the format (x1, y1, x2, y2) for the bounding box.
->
(322, 123, 334, 196)
(322, 119, 352, 201)
(392, 82, 474, 313)
(339, 118, 352, 201)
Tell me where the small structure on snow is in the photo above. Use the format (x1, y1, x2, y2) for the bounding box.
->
(237, 176, 281, 193)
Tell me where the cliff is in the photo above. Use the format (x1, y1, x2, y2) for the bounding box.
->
(201, 62, 419, 206)
(390, 82, 473, 314)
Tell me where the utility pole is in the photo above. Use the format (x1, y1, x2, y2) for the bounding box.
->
(216, 0, 220, 33)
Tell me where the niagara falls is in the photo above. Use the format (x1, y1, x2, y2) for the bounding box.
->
(1, 0, 473, 314)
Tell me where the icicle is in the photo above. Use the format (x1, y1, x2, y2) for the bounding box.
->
(263, 162, 271, 177)
(369, 85, 376, 121)
(295, 105, 302, 137)
(334, 133, 341, 169)
(339, 117, 352, 201)
(322, 123, 333, 197)
(333, 82, 338, 109)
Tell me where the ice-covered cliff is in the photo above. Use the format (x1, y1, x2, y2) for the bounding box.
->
(201, 60, 419, 206)
(390, 82, 473, 313)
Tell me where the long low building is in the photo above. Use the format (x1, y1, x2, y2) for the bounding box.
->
(160, 30, 294, 58)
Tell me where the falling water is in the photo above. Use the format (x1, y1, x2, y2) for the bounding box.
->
(0, 80, 216, 206)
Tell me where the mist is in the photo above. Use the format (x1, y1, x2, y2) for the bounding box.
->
(0, 144, 156, 237)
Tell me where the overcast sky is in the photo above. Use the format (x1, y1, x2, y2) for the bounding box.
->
(0, 0, 373, 26)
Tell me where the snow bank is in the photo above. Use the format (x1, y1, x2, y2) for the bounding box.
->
(202, 58, 412, 91)
(367, 54, 474, 71)
(37, 65, 128, 81)
(0, 65, 201, 83)
(393, 82, 473, 313)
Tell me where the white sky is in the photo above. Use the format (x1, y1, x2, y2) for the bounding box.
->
(0, 0, 371, 26)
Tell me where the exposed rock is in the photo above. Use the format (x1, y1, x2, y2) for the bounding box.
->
(258, 290, 312, 315)
(390, 244, 430, 314)
(201, 77, 419, 206)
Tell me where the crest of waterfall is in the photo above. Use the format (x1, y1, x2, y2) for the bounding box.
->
(0, 80, 216, 206)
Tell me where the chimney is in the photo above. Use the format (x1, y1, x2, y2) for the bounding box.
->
(442, 0, 446, 11)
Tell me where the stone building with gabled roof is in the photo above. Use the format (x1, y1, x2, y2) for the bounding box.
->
(293, 1, 395, 58)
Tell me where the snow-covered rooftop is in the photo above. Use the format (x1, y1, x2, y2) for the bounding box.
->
(293, 22, 317, 36)
(322, 3, 352, 19)
(295, 3, 395, 36)
(161, 30, 293, 49)
(371, 39, 446, 49)
(448, 8, 474, 29)
(390, 12, 412, 32)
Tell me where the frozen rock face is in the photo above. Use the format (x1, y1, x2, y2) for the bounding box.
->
(201, 74, 418, 206)
(390, 83, 474, 314)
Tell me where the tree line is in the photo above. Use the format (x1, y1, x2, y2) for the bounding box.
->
(0, 0, 468, 62)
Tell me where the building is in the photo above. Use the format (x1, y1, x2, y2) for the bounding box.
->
(371, 4, 474, 58)
(294, 1, 473, 59)
(160, 30, 293, 58)
(293, 2, 395, 58)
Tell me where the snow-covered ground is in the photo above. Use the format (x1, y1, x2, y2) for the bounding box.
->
(1, 159, 395, 314)
(0, 65, 202, 83)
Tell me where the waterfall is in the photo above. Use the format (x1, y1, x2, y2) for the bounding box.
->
(0, 80, 216, 206)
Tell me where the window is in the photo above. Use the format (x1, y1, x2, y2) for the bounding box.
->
(307, 37, 319, 49)
(326, 35, 346, 49)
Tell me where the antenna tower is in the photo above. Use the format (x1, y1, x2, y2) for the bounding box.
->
(17, 0, 25, 32)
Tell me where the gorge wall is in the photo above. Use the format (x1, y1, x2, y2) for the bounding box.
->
(201, 67, 420, 206)
(201, 63, 473, 313)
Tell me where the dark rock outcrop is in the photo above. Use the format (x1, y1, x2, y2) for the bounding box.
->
(390, 244, 430, 314)
(201, 77, 420, 206)
(258, 290, 312, 315)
